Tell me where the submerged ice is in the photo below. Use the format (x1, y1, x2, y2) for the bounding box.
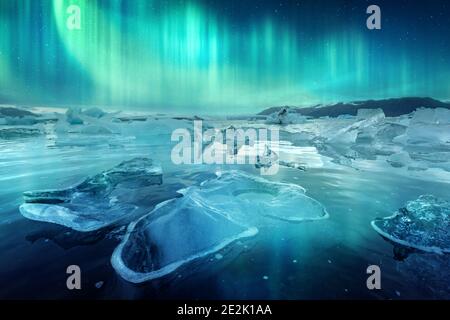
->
(112, 171, 328, 283)
(371, 195, 450, 254)
(20, 158, 163, 232)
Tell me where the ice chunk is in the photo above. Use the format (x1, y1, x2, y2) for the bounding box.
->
(371, 195, 450, 254)
(255, 145, 307, 171)
(265, 107, 307, 125)
(255, 145, 278, 169)
(82, 107, 107, 118)
(404, 123, 450, 146)
(350, 108, 385, 133)
(196, 171, 328, 223)
(337, 114, 355, 120)
(111, 191, 258, 283)
(356, 108, 385, 121)
(79, 125, 114, 135)
(53, 109, 121, 147)
(20, 158, 163, 232)
(279, 160, 306, 171)
(0, 116, 38, 126)
(65, 107, 84, 125)
(327, 128, 358, 144)
(410, 107, 450, 125)
(309, 109, 392, 166)
(0, 127, 42, 139)
(330, 108, 385, 145)
(387, 152, 413, 168)
(374, 123, 407, 143)
(399, 108, 450, 146)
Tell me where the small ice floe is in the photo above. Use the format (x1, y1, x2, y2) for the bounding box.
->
(195, 171, 328, 224)
(20, 158, 163, 232)
(371, 195, 450, 254)
(111, 187, 258, 283)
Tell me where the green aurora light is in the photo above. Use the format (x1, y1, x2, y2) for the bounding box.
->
(1, 0, 450, 114)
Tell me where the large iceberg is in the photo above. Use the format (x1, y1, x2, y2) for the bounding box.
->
(20, 158, 163, 232)
(112, 171, 328, 283)
(371, 195, 450, 254)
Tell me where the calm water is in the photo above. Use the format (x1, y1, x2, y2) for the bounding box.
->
(0, 121, 449, 299)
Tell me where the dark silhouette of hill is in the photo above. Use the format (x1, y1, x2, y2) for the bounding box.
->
(259, 97, 450, 118)
(0, 106, 37, 117)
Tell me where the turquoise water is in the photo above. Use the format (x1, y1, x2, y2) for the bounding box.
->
(0, 121, 449, 299)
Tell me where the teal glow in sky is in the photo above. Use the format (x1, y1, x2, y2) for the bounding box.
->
(1, 0, 450, 114)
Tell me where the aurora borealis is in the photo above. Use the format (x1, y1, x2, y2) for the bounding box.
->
(1, 0, 450, 114)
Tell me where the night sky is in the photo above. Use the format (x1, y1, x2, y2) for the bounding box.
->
(1, 0, 450, 114)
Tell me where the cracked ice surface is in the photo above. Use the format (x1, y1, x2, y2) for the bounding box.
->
(19, 158, 162, 232)
(112, 171, 328, 283)
(371, 195, 450, 254)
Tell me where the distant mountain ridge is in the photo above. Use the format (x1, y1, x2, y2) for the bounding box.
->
(258, 97, 450, 118)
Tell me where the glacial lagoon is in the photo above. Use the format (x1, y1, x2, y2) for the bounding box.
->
(0, 105, 449, 299)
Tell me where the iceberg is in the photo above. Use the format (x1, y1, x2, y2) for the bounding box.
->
(19, 158, 163, 232)
(371, 195, 450, 254)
